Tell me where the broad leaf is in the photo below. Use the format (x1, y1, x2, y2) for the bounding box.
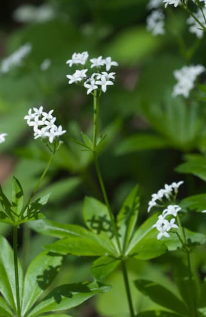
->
(180, 194, 206, 212)
(22, 251, 63, 316)
(134, 279, 188, 316)
(174, 262, 198, 316)
(176, 154, 206, 182)
(0, 297, 13, 317)
(117, 185, 139, 252)
(44, 237, 108, 256)
(27, 282, 111, 317)
(91, 256, 121, 280)
(21, 194, 50, 224)
(0, 185, 14, 224)
(11, 177, 24, 218)
(137, 311, 184, 317)
(114, 133, 169, 155)
(30, 219, 117, 255)
(83, 197, 113, 240)
(0, 235, 23, 313)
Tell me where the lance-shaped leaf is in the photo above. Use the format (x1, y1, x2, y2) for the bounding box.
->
(30, 219, 117, 256)
(0, 235, 23, 313)
(44, 236, 109, 256)
(126, 214, 167, 259)
(180, 194, 206, 212)
(21, 251, 63, 316)
(137, 311, 185, 317)
(0, 297, 13, 317)
(0, 185, 14, 224)
(174, 262, 199, 316)
(135, 279, 188, 316)
(27, 282, 111, 317)
(91, 256, 121, 280)
(83, 197, 115, 241)
(116, 185, 139, 252)
(21, 194, 50, 224)
(11, 177, 24, 218)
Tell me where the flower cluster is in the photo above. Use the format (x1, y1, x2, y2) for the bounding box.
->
(66, 51, 118, 94)
(0, 132, 8, 144)
(173, 64, 205, 98)
(148, 181, 183, 212)
(1, 43, 32, 73)
(153, 205, 180, 240)
(13, 4, 55, 24)
(187, 8, 206, 38)
(163, 0, 181, 7)
(24, 106, 66, 143)
(146, 10, 165, 35)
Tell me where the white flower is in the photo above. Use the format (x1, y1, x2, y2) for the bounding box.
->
(173, 65, 205, 98)
(171, 181, 184, 193)
(40, 59, 51, 71)
(84, 79, 98, 94)
(162, 204, 181, 217)
(96, 72, 116, 80)
(66, 69, 88, 84)
(146, 10, 165, 36)
(1, 43, 32, 73)
(153, 217, 178, 240)
(103, 57, 118, 71)
(96, 75, 114, 92)
(90, 56, 105, 68)
(148, 200, 157, 212)
(66, 51, 89, 67)
(163, 0, 181, 7)
(147, 0, 163, 9)
(24, 106, 66, 143)
(202, 210, 206, 213)
(163, 184, 173, 198)
(0, 133, 8, 144)
(187, 8, 206, 39)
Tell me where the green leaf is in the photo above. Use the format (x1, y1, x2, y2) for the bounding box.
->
(22, 251, 63, 316)
(81, 132, 93, 149)
(0, 297, 13, 317)
(27, 282, 111, 317)
(176, 155, 206, 182)
(11, 177, 24, 217)
(126, 215, 167, 259)
(83, 197, 114, 240)
(180, 194, 206, 212)
(174, 262, 198, 316)
(134, 279, 188, 316)
(35, 315, 73, 317)
(21, 194, 50, 223)
(114, 134, 169, 155)
(91, 256, 121, 280)
(198, 277, 206, 308)
(117, 186, 139, 252)
(29, 219, 117, 255)
(137, 311, 184, 317)
(44, 237, 108, 256)
(0, 235, 23, 313)
(0, 185, 13, 223)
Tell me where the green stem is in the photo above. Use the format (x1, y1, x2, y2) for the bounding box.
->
(121, 260, 135, 317)
(13, 226, 21, 317)
(93, 90, 99, 149)
(176, 215, 197, 317)
(93, 151, 121, 252)
(20, 153, 55, 218)
(183, 5, 206, 32)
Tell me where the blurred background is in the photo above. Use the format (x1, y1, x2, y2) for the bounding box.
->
(1, 0, 206, 316)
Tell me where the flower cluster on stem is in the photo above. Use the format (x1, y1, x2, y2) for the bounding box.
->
(66, 51, 118, 95)
(24, 106, 66, 146)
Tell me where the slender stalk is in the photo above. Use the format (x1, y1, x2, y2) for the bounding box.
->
(176, 215, 197, 317)
(183, 5, 206, 32)
(13, 226, 21, 317)
(121, 260, 135, 317)
(92, 91, 135, 317)
(93, 90, 99, 149)
(20, 153, 55, 218)
(93, 151, 121, 252)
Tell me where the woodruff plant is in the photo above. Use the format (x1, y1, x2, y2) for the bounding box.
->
(0, 108, 109, 317)
(24, 50, 206, 317)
